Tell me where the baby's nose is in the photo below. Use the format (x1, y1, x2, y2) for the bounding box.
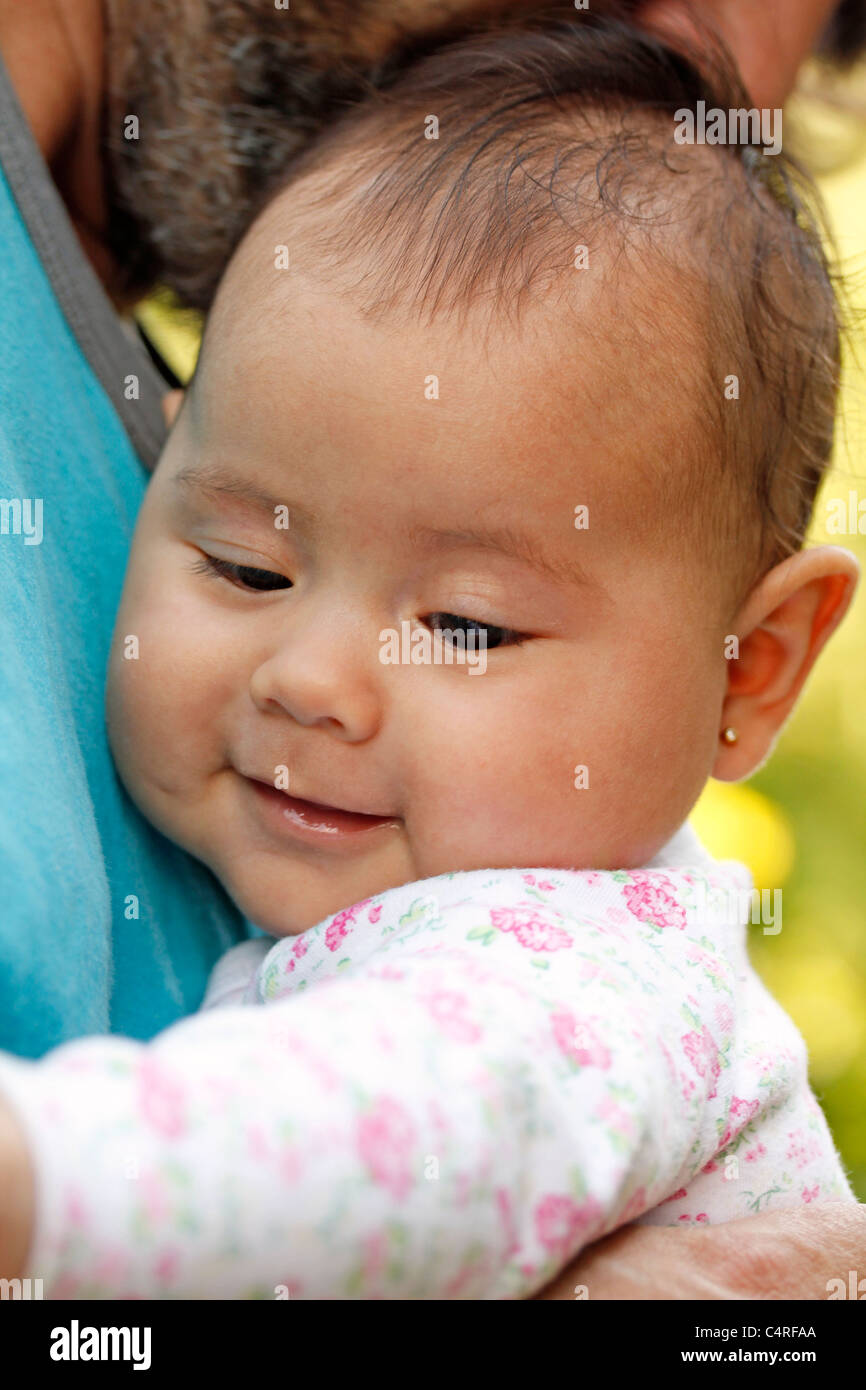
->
(248, 619, 381, 742)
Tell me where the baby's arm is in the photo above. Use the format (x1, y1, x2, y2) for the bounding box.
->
(0, 874, 748, 1298)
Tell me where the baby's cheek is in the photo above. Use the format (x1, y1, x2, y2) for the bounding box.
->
(406, 698, 585, 869)
(107, 591, 213, 796)
(447, 675, 682, 869)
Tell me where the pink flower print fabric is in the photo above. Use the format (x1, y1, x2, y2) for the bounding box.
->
(622, 873, 688, 930)
(489, 906, 574, 952)
(0, 845, 853, 1299)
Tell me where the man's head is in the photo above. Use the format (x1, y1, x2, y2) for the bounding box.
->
(106, 19, 858, 935)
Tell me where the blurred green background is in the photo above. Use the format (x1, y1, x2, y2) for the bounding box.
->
(137, 61, 866, 1199)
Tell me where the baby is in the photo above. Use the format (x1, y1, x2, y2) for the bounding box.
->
(0, 18, 860, 1298)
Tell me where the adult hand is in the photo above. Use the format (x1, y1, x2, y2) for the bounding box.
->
(535, 1203, 866, 1299)
(636, 0, 840, 106)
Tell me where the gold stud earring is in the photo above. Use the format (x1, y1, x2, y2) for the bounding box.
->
(722, 727, 738, 745)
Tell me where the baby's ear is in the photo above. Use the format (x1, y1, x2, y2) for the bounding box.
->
(161, 389, 186, 429)
(713, 546, 860, 782)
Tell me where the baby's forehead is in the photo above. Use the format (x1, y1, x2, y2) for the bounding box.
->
(206, 233, 703, 560)
(216, 127, 713, 380)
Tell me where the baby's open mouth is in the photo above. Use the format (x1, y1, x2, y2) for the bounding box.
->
(245, 775, 400, 842)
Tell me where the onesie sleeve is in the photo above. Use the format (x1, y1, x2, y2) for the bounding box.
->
(199, 938, 274, 1011)
(0, 868, 748, 1299)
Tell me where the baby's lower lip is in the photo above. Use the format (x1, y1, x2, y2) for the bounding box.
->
(245, 778, 400, 846)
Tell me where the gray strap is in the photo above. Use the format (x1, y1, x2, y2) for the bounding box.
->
(0, 49, 167, 469)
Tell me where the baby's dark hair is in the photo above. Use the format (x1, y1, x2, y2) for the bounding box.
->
(251, 13, 844, 599)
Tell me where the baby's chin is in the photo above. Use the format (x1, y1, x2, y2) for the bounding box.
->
(213, 854, 414, 938)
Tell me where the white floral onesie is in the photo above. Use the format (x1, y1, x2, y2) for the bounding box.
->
(0, 824, 852, 1298)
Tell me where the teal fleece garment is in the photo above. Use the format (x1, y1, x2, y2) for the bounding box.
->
(0, 163, 247, 1058)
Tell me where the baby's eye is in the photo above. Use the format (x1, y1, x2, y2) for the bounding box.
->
(423, 611, 525, 650)
(195, 555, 292, 592)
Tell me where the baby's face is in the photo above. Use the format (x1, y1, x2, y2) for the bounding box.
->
(108, 217, 732, 935)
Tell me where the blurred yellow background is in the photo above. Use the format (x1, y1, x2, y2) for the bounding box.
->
(137, 63, 866, 1199)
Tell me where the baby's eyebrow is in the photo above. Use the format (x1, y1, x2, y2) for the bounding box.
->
(172, 468, 592, 588)
(406, 522, 593, 589)
(172, 465, 320, 526)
